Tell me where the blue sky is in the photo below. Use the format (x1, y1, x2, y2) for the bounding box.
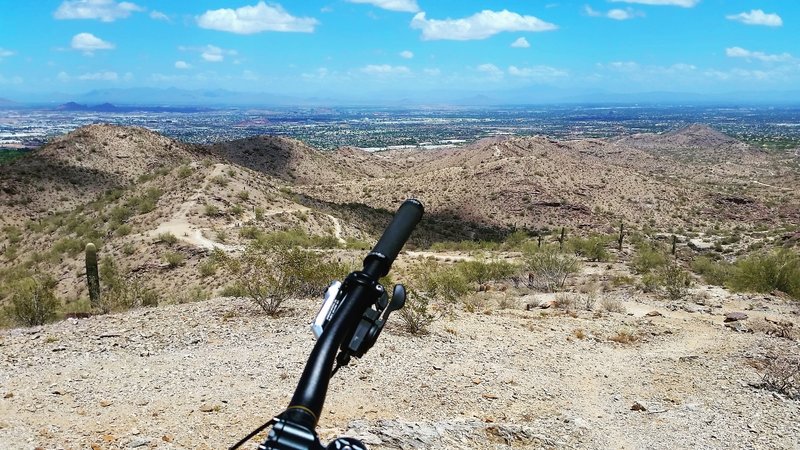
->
(0, 0, 798, 101)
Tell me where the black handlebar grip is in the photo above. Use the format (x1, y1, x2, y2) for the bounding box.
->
(364, 199, 424, 278)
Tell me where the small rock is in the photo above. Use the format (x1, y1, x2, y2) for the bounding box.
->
(724, 312, 748, 322)
(199, 403, 218, 412)
(645, 311, 663, 317)
(724, 321, 749, 333)
(482, 393, 499, 400)
(162, 435, 174, 443)
(3, 392, 12, 399)
(631, 401, 647, 412)
(100, 400, 113, 407)
(127, 438, 149, 448)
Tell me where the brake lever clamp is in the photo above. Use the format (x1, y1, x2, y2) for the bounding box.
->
(344, 283, 406, 359)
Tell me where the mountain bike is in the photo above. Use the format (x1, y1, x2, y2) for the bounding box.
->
(232, 199, 424, 450)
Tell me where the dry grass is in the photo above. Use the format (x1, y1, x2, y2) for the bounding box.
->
(608, 328, 639, 344)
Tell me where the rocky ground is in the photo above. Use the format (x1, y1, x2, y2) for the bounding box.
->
(1, 283, 798, 450)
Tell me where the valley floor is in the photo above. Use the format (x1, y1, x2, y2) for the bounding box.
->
(1, 287, 798, 449)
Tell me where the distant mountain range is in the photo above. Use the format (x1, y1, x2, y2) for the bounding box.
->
(3, 87, 800, 108)
(55, 101, 213, 113)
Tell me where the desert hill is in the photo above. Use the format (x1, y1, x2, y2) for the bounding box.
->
(1, 123, 799, 449)
(1, 123, 799, 308)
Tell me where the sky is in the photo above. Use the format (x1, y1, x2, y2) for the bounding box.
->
(0, 0, 799, 102)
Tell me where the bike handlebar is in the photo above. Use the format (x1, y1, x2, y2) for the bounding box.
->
(364, 199, 425, 278)
(244, 199, 423, 450)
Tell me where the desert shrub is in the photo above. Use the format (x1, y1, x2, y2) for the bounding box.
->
(3, 226, 22, 244)
(496, 295, 518, 310)
(660, 263, 693, 300)
(4, 275, 58, 327)
(409, 259, 470, 311)
(236, 191, 250, 201)
(728, 250, 800, 299)
(522, 246, 580, 292)
(176, 286, 210, 304)
(230, 204, 245, 217)
(631, 244, 668, 274)
(760, 356, 799, 400)
(98, 259, 160, 312)
(691, 256, 732, 286)
(114, 223, 132, 236)
(640, 272, 661, 293)
(163, 251, 185, 268)
(216, 229, 228, 242)
(219, 283, 247, 297)
(240, 226, 262, 240)
(599, 296, 626, 313)
(254, 207, 265, 221)
(455, 258, 519, 285)
(429, 240, 500, 252)
(553, 293, 576, 310)
(609, 328, 639, 344)
(204, 204, 221, 216)
(121, 243, 135, 255)
(345, 238, 372, 250)
(52, 237, 84, 256)
(569, 235, 611, 262)
(255, 229, 340, 249)
(156, 232, 178, 245)
(177, 165, 193, 178)
(397, 289, 435, 334)
(198, 259, 217, 277)
(211, 175, 228, 186)
(226, 246, 350, 315)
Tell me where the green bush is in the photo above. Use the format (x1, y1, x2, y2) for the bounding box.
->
(98, 259, 159, 312)
(204, 204, 221, 216)
(198, 259, 217, 277)
(4, 275, 58, 327)
(177, 165, 193, 178)
(729, 250, 800, 299)
(226, 246, 351, 315)
(410, 259, 470, 309)
(522, 246, 580, 292)
(691, 256, 732, 286)
(163, 251, 185, 268)
(455, 258, 519, 285)
(631, 244, 668, 274)
(156, 232, 178, 245)
(397, 289, 435, 335)
(255, 229, 340, 249)
(660, 263, 693, 300)
(569, 235, 611, 262)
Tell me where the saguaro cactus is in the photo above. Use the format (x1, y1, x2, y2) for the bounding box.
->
(85, 243, 101, 309)
(618, 222, 625, 251)
(558, 227, 566, 250)
(671, 235, 678, 256)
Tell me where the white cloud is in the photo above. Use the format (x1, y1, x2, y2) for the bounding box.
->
(423, 68, 441, 76)
(197, 1, 318, 34)
(610, 0, 698, 7)
(726, 10, 782, 27)
(726, 47, 793, 63)
(0, 74, 24, 84)
(585, 5, 639, 20)
(150, 10, 170, 21)
(54, 0, 143, 22)
(399, 50, 414, 59)
(361, 64, 411, 75)
(477, 63, 503, 78)
(0, 48, 15, 59)
(508, 65, 568, 79)
(71, 33, 114, 55)
(57, 71, 70, 82)
(411, 10, 557, 41)
(180, 45, 238, 63)
(511, 37, 530, 48)
(174, 61, 191, 69)
(346, 0, 419, 13)
(78, 71, 118, 81)
(302, 67, 330, 79)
